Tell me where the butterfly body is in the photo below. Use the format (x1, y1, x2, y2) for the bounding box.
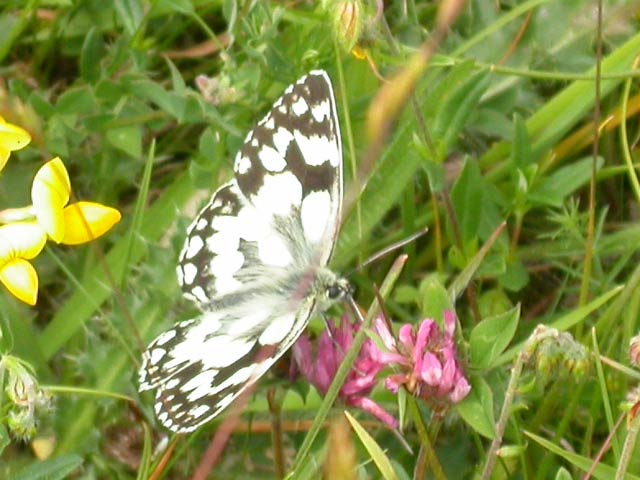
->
(139, 70, 347, 432)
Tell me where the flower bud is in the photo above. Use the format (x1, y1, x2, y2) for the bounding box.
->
(326, 0, 363, 52)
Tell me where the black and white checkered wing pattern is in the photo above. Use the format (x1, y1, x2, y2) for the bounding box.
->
(177, 70, 342, 305)
(139, 70, 344, 432)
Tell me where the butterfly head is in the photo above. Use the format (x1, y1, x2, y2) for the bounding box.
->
(314, 268, 352, 312)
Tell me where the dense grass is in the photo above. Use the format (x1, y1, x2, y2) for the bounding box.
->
(1, 0, 640, 478)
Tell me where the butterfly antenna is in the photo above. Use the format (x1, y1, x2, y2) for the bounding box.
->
(346, 227, 429, 276)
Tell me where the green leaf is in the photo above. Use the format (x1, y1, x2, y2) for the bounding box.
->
(13, 455, 83, 480)
(114, 0, 144, 36)
(431, 70, 491, 150)
(127, 79, 185, 120)
(510, 113, 532, 170)
(344, 412, 399, 480)
(477, 288, 514, 319)
(0, 425, 9, 456)
(153, 0, 195, 15)
(55, 87, 97, 115)
(469, 304, 520, 369)
(456, 375, 495, 439)
(554, 467, 574, 480)
(166, 57, 186, 94)
(497, 257, 529, 292)
(106, 125, 142, 158)
(417, 276, 451, 320)
(525, 431, 640, 480)
(528, 156, 604, 207)
(450, 159, 484, 246)
(79, 28, 104, 83)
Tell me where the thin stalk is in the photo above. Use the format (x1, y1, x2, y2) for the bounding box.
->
(409, 400, 445, 480)
(615, 410, 640, 480)
(577, 0, 603, 314)
(619, 56, 640, 204)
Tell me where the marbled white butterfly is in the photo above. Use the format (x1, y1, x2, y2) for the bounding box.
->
(139, 70, 349, 432)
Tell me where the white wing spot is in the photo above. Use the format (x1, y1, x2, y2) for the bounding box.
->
(311, 99, 330, 121)
(227, 310, 269, 336)
(258, 145, 286, 171)
(293, 131, 339, 167)
(236, 155, 251, 174)
(273, 127, 294, 155)
(190, 404, 211, 418)
(182, 263, 198, 284)
(162, 333, 253, 372)
(259, 313, 295, 345)
(258, 233, 293, 267)
(206, 229, 239, 254)
(264, 116, 275, 130)
(301, 190, 331, 244)
(214, 276, 242, 295)
(150, 348, 166, 363)
(155, 329, 176, 345)
(190, 285, 209, 303)
(291, 96, 309, 116)
(255, 172, 302, 215)
(184, 235, 204, 259)
(195, 217, 208, 231)
(184, 370, 218, 401)
(209, 250, 244, 277)
(165, 378, 180, 389)
(210, 365, 254, 395)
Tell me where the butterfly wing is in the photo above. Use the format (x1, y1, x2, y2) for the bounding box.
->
(233, 69, 343, 265)
(140, 70, 344, 432)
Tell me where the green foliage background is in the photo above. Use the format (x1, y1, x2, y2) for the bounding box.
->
(1, 0, 640, 478)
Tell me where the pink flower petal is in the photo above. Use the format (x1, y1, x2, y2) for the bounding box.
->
(341, 373, 377, 396)
(374, 316, 397, 351)
(371, 350, 409, 366)
(398, 324, 415, 353)
(444, 310, 456, 338)
(439, 354, 457, 391)
(384, 374, 406, 393)
(348, 396, 399, 429)
(450, 376, 471, 403)
(421, 352, 442, 385)
(414, 320, 436, 371)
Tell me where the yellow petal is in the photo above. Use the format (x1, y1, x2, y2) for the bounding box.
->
(0, 116, 31, 152)
(0, 146, 9, 172)
(0, 258, 38, 305)
(61, 202, 121, 245)
(31, 157, 70, 243)
(0, 222, 47, 262)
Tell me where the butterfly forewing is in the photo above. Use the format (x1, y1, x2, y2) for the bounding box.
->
(140, 70, 345, 432)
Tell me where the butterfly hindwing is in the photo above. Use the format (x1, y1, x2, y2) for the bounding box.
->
(140, 70, 345, 433)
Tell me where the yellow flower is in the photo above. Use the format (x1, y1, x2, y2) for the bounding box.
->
(31, 158, 121, 245)
(0, 156, 121, 305)
(0, 115, 31, 173)
(61, 202, 121, 245)
(0, 222, 47, 305)
(31, 157, 70, 243)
